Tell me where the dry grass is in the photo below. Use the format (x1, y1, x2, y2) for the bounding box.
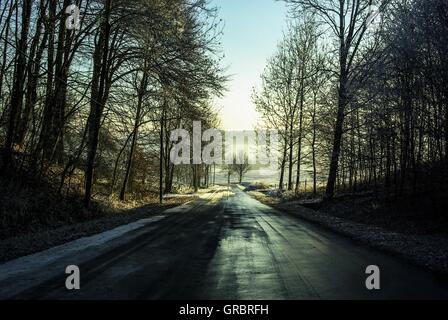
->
(247, 190, 281, 206)
(0, 166, 196, 241)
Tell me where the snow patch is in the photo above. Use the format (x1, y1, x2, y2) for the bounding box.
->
(0, 215, 165, 282)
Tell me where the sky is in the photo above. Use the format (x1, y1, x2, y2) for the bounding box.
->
(211, 0, 289, 131)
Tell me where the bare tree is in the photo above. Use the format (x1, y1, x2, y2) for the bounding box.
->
(283, 0, 390, 199)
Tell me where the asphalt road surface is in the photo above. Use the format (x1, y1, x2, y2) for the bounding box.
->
(3, 186, 448, 299)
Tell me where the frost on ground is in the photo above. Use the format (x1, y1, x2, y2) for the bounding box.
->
(248, 190, 448, 275)
(0, 215, 166, 299)
(0, 197, 194, 263)
(0, 187, 225, 263)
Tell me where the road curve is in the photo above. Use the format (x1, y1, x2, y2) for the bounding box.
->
(5, 186, 448, 299)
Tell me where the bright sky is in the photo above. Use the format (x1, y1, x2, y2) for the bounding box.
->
(211, 0, 289, 131)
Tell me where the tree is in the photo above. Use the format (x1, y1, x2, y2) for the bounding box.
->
(283, 0, 390, 199)
(232, 153, 251, 184)
(84, 0, 113, 208)
(2, 0, 32, 171)
(253, 17, 321, 192)
(0, 0, 226, 215)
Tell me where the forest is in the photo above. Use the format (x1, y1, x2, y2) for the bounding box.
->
(0, 0, 229, 237)
(1, 0, 448, 241)
(254, 0, 448, 202)
(1, 0, 448, 302)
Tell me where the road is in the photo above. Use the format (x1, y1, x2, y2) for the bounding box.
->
(2, 186, 448, 299)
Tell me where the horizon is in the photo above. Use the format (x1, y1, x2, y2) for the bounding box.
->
(212, 0, 289, 131)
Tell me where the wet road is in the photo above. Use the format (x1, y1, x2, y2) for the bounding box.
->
(5, 186, 448, 299)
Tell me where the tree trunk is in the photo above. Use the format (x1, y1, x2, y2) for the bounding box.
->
(325, 49, 348, 199)
(295, 78, 305, 194)
(37, 0, 57, 163)
(84, 0, 113, 208)
(287, 123, 294, 190)
(2, 0, 32, 170)
(119, 71, 147, 201)
(17, 0, 47, 146)
(0, 0, 15, 119)
(159, 115, 164, 203)
(311, 91, 317, 195)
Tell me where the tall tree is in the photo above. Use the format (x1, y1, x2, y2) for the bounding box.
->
(84, 0, 113, 207)
(283, 0, 390, 199)
(2, 0, 32, 170)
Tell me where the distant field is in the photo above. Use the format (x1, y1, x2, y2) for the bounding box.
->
(213, 168, 314, 186)
(212, 168, 276, 185)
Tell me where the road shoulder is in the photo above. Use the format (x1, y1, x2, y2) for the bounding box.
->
(247, 190, 448, 275)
